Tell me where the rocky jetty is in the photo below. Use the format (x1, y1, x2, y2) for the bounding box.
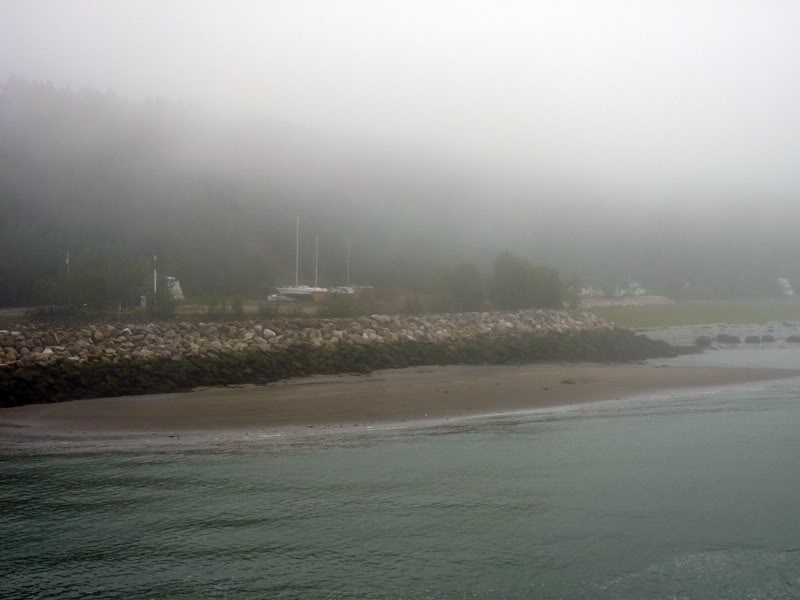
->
(0, 310, 677, 407)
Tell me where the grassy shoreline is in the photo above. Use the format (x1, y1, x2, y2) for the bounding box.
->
(595, 298, 800, 329)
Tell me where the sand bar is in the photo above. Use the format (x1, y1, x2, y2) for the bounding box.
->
(1, 363, 798, 437)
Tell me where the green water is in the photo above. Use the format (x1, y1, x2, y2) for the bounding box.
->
(3, 371, 800, 598)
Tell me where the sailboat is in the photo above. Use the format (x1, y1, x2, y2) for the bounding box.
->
(327, 240, 353, 295)
(275, 218, 328, 297)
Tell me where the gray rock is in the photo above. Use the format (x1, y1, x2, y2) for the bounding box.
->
(695, 335, 713, 348)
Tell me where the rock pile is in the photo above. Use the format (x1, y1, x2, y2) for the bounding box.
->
(1, 310, 682, 407)
(1, 310, 610, 368)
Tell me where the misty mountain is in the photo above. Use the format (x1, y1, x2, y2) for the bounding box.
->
(0, 79, 796, 306)
(0, 79, 471, 304)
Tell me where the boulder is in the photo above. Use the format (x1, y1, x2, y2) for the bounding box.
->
(695, 335, 713, 348)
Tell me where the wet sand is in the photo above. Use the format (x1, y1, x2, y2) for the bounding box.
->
(2, 363, 798, 437)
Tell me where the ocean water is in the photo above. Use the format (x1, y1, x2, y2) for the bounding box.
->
(3, 351, 800, 599)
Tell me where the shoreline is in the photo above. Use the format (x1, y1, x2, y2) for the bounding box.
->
(1, 324, 682, 407)
(2, 363, 797, 440)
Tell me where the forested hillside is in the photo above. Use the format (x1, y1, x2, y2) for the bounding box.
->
(0, 80, 499, 306)
(1, 79, 798, 307)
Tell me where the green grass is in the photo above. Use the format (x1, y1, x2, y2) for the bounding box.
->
(594, 298, 800, 328)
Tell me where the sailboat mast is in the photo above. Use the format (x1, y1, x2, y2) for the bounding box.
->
(295, 216, 299, 287)
(315, 236, 319, 288)
(346, 240, 351, 287)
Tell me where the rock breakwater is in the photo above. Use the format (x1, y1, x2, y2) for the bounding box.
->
(0, 310, 677, 407)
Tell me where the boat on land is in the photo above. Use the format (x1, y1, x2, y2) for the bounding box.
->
(274, 217, 329, 297)
(274, 285, 328, 297)
(330, 286, 356, 295)
(273, 218, 366, 299)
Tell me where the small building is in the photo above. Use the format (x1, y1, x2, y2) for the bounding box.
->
(165, 276, 184, 302)
(578, 284, 604, 298)
(778, 277, 795, 296)
(614, 281, 647, 297)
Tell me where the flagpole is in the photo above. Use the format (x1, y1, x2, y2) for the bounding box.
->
(153, 255, 158, 309)
(66, 250, 71, 305)
(346, 240, 350, 287)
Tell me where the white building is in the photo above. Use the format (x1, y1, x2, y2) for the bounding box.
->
(579, 284, 604, 298)
(614, 281, 647, 297)
(165, 276, 185, 302)
(778, 277, 795, 296)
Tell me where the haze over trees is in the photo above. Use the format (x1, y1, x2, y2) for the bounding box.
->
(1, 79, 799, 308)
(490, 253, 565, 311)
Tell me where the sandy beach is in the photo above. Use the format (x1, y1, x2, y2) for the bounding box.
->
(2, 362, 798, 437)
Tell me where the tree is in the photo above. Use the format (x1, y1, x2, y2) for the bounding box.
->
(432, 262, 485, 312)
(490, 252, 565, 310)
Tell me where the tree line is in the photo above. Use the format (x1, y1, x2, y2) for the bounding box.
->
(431, 252, 571, 312)
(4, 78, 798, 308)
(0, 80, 568, 312)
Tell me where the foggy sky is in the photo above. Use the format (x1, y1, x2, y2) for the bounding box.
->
(2, 0, 800, 199)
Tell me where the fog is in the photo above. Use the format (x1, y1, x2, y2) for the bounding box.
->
(1, 1, 800, 303)
(5, 0, 800, 193)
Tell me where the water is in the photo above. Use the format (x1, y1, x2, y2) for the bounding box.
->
(3, 350, 800, 598)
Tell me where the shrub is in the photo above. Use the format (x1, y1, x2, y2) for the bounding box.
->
(232, 297, 245, 319)
(205, 298, 229, 320)
(146, 280, 177, 318)
(319, 294, 358, 318)
(432, 263, 485, 312)
(258, 302, 278, 318)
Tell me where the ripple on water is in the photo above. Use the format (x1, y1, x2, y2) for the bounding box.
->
(3, 377, 800, 599)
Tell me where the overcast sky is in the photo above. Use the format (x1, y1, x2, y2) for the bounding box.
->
(2, 0, 799, 199)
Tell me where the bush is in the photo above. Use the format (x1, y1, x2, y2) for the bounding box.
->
(146, 279, 177, 318)
(205, 298, 229, 320)
(258, 302, 278, 318)
(400, 294, 423, 315)
(232, 297, 245, 319)
(319, 294, 358, 318)
(26, 304, 81, 319)
(432, 263, 485, 312)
